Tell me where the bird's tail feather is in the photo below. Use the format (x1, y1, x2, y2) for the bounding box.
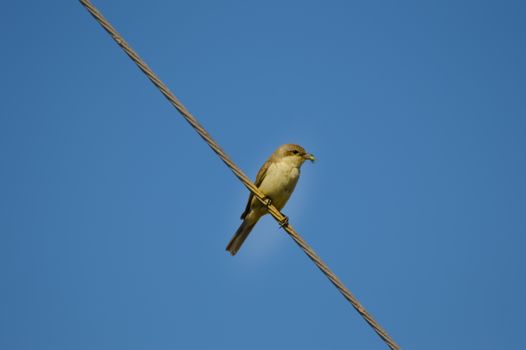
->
(226, 219, 257, 256)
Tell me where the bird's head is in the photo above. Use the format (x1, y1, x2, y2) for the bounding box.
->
(275, 144, 315, 167)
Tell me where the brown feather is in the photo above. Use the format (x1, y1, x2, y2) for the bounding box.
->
(240, 154, 273, 219)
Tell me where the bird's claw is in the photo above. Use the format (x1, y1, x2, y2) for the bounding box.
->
(279, 215, 289, 228)
(263, 197, 272, 208)
(261, 197, 288, 228)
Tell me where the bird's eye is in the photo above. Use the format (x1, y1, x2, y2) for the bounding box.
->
(292, 150, 299, 155)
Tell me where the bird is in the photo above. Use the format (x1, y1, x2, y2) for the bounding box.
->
(226, 143, 315, 256)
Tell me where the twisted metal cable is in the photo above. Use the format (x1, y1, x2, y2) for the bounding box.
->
(78, 1, 401, 349)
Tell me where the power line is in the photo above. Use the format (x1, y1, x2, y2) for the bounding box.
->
(78, 1, 401, 349)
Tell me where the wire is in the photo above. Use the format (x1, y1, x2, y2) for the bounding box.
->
(78, 1, 401, 349)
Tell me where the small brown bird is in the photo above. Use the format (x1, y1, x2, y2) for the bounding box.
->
(226, 144, 315, 255)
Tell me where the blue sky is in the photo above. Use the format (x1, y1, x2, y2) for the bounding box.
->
(1, 1, 525, 349)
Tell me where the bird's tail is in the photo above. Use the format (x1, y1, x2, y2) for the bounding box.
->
(226, 218, 258, 256)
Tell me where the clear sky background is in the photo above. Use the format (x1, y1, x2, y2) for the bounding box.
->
(1, 1, 525, 349)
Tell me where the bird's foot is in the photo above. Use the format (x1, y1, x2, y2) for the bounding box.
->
(263, 197, 272, 208)
(279, 215, 289, 228)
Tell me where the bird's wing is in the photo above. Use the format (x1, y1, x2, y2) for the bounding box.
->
(240, 158, 271, 219)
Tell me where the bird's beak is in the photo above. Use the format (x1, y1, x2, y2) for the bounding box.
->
(304, 153, 315, 162)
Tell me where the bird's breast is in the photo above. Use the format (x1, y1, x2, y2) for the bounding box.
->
(257, 161, 300, 210)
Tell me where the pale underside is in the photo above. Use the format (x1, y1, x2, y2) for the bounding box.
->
(241, 157, 301, 220)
